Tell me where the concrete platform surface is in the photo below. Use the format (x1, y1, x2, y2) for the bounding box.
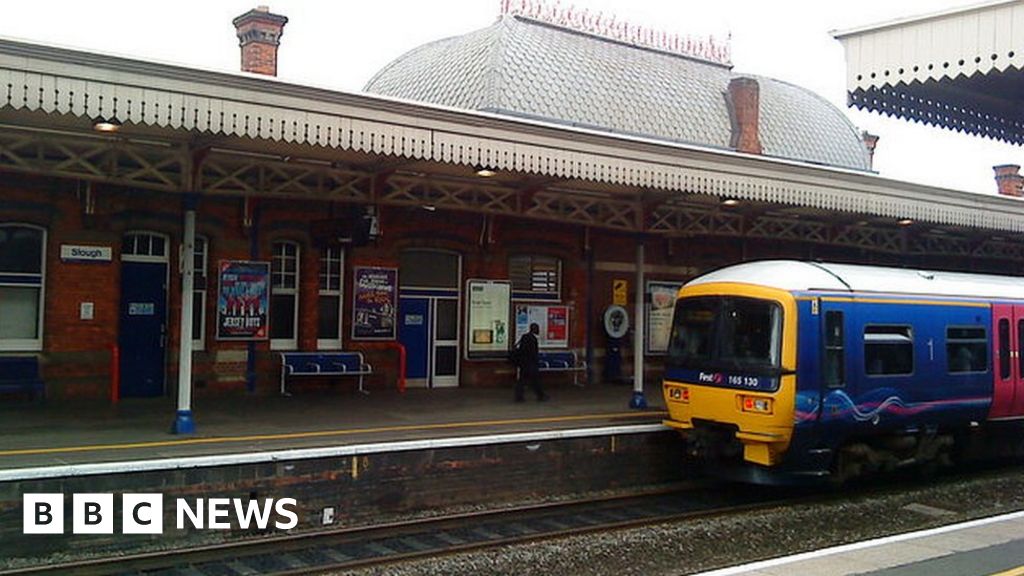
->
(695, 510, 1024, 576)
(0, 382, 666, 472)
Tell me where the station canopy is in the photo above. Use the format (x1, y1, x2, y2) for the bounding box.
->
(834, 0, 1024, 144)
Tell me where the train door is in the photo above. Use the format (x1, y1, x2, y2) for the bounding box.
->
(989, 304, 1024, 419)
(817, 302, 848, 426)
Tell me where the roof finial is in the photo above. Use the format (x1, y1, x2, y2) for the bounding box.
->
(499, 0, 731, 65)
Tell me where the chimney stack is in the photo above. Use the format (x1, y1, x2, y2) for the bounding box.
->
(862, 131, 879, 170)
(994, 164, 1024, 197)
(728, 77, 763, 155)
(232, 5, 288, 76)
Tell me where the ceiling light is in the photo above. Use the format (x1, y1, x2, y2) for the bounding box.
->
(475, 166, 497, 178)
(721, 198, 740, 207)
(92, 117, 121, 133)
(897, 218, 914, 226)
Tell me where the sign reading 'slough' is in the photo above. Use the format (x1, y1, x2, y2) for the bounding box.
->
(60, 245, 113, 263)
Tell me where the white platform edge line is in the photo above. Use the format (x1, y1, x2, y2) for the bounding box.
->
(692, 509, 1024, 576)
(0, 423, 668, 482)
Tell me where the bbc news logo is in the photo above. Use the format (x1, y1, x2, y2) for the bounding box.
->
(23, 494, 298, 534)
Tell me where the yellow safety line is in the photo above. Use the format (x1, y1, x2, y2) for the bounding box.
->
(0, 411, 668, 458)
(989, 566, 1024, 576)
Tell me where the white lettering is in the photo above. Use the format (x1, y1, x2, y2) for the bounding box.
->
(176, 498, 203, 529)
(233, 499, 274, 530)
(274, 498, 298, 530)
(208, 498, 231, 529)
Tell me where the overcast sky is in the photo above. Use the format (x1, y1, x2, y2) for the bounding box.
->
(0, 0, 1015, 195)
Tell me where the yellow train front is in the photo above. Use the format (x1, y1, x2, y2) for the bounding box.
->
(663, 261, 1002, 485)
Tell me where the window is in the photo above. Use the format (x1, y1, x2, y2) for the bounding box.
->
(317, 246, 344, 349)
(271, 241, 300, 350)
(0, 225, 45, 351)
(191, 237, 208, 350)
(864, 325, 913, 376)
(1000, 319, 1011, 380)
(1018, 320, 1024, 379)
(667, 296, 783, 377)
(509, 255, 560, 299)
(946, 326, 987, 374)
(123, 232, 167, 259)
(823, 311, 845, 388)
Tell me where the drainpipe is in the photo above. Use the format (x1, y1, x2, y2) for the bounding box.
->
(630, 240, 647, 409)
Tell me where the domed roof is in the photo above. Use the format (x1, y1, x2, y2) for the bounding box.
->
(365, 16, 871, 172)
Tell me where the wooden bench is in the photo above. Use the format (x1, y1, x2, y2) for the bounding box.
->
(280, 352, 373, 396)
(538, 350, 587, 387)
(0, 356, 45, 400)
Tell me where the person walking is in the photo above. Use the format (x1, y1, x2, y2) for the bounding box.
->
(514, 323, 547, 402)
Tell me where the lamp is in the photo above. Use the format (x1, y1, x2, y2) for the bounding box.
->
(93, 117, 122, 133)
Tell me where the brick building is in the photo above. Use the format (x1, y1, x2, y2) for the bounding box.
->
(3, 4, 1024, 424)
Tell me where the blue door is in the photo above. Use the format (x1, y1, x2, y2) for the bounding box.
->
(399, 297, 431, 385)
(119, 261, 167, 397)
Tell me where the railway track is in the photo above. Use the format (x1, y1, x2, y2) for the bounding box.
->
(0, 485, 791, 576)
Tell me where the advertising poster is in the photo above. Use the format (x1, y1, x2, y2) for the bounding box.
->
(216, 260, 270, 341)
(466, 280, 511, 357)
(646, 280, 684, 354)
(514, 304, 570, 349)
(352, 266, 398, 340)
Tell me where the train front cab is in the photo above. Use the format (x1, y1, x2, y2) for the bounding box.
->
(662, 282, 798, 474)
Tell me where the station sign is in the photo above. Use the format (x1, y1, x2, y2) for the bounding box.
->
(60, 244, 112, 263)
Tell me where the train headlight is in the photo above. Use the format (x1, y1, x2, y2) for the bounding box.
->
(740, 395, 772, 414)
(667, 386, 690, 403)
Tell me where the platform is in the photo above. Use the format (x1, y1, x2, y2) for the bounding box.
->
(0, 382, 666, 474)
(696, 510, 1024, 576)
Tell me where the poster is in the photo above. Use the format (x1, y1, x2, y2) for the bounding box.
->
(514, 304, 570, 349)
(466, 280, 511, 357)
(216, 260, 270, 341)
(352, 266, 398, 340)
(646, 280, 684, 354)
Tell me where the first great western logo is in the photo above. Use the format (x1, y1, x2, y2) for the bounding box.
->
(23, 493, 298, 534)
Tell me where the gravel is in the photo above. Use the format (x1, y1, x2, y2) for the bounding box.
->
(332, 466, 1024, 576)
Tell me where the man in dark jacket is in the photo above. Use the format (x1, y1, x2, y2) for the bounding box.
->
(514, 323, 547, 402)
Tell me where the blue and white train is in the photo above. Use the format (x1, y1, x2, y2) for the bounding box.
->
(662, 260, 1024, 484)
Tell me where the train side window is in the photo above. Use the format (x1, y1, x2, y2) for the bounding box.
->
(1018, 320, 1024, 378)
(999, 319, 1011, 380)
(864, 325, 913, 376)
(824, 311, 844, 388)
(946, 326, 988, 374)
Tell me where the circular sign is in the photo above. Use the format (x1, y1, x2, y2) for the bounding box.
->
(603, 305, 630, 339)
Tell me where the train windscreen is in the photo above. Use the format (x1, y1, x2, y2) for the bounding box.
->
(667, 296, 782, 376)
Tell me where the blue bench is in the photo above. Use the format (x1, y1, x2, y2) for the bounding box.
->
(280, 352, 373, 396)
(0, 356, 45, 400)
(538, 350, 587, 387)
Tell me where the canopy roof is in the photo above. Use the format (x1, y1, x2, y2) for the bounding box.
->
(834, 0, 1024, 144)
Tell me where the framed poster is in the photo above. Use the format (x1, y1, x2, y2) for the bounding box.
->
(514, 304, 570, 349)
(646, 280, 684, 354)
(216, 260, 270, 341)
(466, 279, 511, 358)
(352, 266, 398, 340)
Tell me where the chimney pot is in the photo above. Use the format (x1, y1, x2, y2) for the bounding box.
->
(232, 6, 288, 76)
(994, 164, 1024, 197)
(862, 131, 879, 169)
(728, 77, 762, 155)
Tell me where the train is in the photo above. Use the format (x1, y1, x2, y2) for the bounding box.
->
(661, 260, 1024, 484)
